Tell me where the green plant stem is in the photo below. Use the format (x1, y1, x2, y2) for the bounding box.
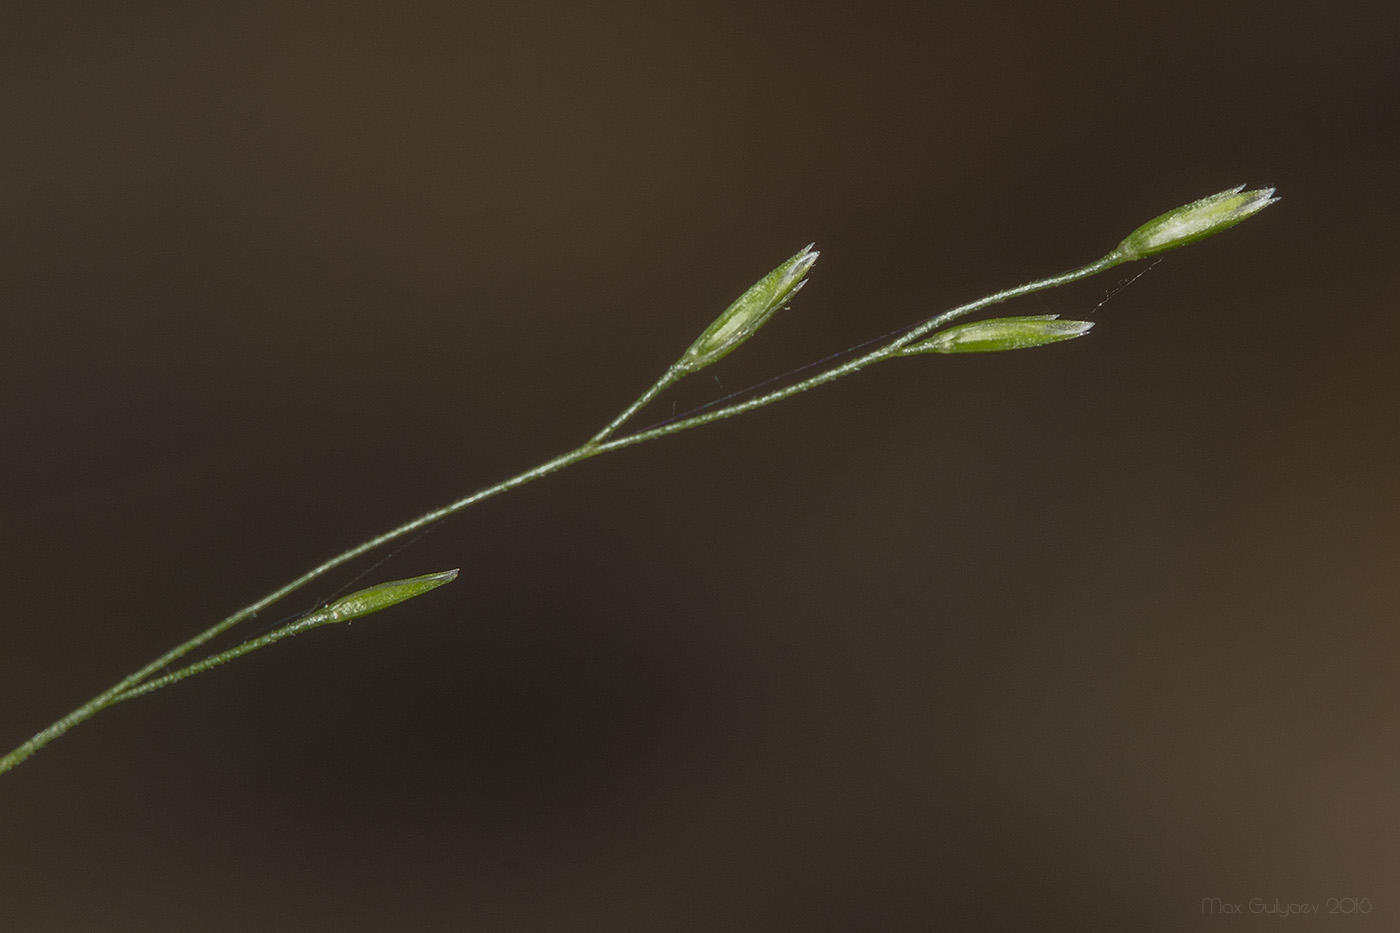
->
(0, 446, 605, 776)
(606, 254, 1124, 446)
(109, 571, 458, 706)
(109, 611, 346, 705)
(589, 362, 686, 444)
(0, 251, 1122, 778)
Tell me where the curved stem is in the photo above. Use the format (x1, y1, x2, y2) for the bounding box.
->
(598, 254, 1123, 449)
(0, 251, 1123, 777)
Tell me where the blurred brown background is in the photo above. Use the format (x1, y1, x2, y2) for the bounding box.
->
(2, 1, 1396, 930)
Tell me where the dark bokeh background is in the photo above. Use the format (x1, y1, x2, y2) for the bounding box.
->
(2, 2, 1396, 930)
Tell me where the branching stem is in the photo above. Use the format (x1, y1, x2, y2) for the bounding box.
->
(0, 251, 1125, 777)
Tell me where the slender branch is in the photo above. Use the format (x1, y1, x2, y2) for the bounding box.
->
(108, 633, 302, 706)
(598, 254, 1123, 449)
(0, 251, 1125, 777)
(589, 363, 687, 444)
(0, 445, 603, 775)
(107, 570, 459, 706)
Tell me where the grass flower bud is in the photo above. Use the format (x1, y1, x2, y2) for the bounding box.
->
(291, 569, 459, 633)
(680, 244, 818, 372)
(900, 314, 1094, 355)
(1114, 185, 1277, 261)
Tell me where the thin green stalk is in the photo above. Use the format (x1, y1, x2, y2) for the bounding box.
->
(589, 363, 687, 444)
(107, 571, 460, 706)
(0, 254, 1116, 777)
(0, 446, 603, 775)
(107, 634, 295, 705)
(598, 255, 1124, 449)
(2, 180, 1279, 778)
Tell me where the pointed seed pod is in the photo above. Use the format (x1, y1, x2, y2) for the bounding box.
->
(679, 244, 818, 373)
(1114, 185, 1277, 261)
(290, 569, 459, 634)
(900, 314, 1094, 355)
